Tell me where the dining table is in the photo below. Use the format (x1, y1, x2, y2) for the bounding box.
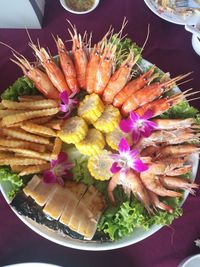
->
(0, 0, 200, 266)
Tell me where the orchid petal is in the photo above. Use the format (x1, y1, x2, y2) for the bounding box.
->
(64, 162, 75, 170)
(60, 91, 69, 105)
(147, 120, 158, 130)
(110, 153, 120, 161)
(132, 159, 149, 172)
(60, 103, 68, 113)
(118, 138, 130, 153)
(119, 119, 133, 133)
(56, 176, 65, 186)
(110, 162, 121, 173)
(56, 152, 69, 165)
(129, 149, 139, 159)
(142, 123, 153, 138)
(43, 170, 57, 184)
(131, 129, 141, 144)
(130, 111, 140, 122)
(51, 159, 57, 168)
(142, 109, 153, 120)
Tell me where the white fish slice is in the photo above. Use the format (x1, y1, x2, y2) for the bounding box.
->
(78, 189, 99, 240)
(43, 186, 69, 220)
(59, 182, 87, 225)
(76, 186, 106, 240)
(23, 174, 41, 197)
(30, 180, 57, 206)
(81, 190, 106, 240)
(68, 186, 96, 233)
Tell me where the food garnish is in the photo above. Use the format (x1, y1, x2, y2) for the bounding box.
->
(59, 91, 78, 118)
(110, 138, 149, 174)
(43, 152, 74, 186)
(120, 110, 158, 143)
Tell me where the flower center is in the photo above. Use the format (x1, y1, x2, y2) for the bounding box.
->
(136, 119, 144, 129)
(118, 155, 131, 169)
(53, 164, 66, 177)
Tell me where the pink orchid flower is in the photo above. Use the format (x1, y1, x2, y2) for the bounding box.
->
(43, 152, 74, 186)
(120, 110, 158, 144)
(110, 138, 148, 174)
(59, 91, 78, 119)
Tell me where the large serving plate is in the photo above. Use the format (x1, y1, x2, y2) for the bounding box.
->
(144, 0, 200, 25)
(0, 58, 199, 251)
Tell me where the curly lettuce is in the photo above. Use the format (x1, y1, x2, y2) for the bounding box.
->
(111, 35, 142, 68)
(0, 167, 23, 199)
(98, 197, 182, 241)
(1, 76, 39, 101)
(160, 100, 200, 121)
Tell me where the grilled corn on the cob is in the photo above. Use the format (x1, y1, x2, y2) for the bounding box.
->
(88, 149, 114, 181)
(58, 116, 88, 144)
(93, 105, 121, 133)
(75, 128, 105, 156)
(78, 94, 104, 124)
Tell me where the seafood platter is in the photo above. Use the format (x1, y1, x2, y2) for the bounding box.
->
(0, 20, 199, 250)
(144, 0, 200, 25)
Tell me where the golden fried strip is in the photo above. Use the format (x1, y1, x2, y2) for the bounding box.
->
(21, 122, 57, 137)
(18, 163, 50, 176)
(0, 146, 51, 161)
(2, 108, 59, 126)
(45, 142, 54, 152)
(28, 116, 54, 125)
(18, 95, 45, 102)
(0, 138, 46, 152)
(0, 157, 47, 165)
(2, 128, 49, 144)
(0, 103, 6, 110)
(2, 99, 59, 110)
(0, 109, 27, 119)
(51, 137, 62, 159)
(0, 151, 14, 158)
(5, 116, 53, 128)
(44, 119, 63, 130)
(10, 165, 25, 173)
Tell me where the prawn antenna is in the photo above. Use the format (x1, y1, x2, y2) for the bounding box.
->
(0, 41, 22, 57)
(141, 24, 150, 53)
(25, 28, 34, 46)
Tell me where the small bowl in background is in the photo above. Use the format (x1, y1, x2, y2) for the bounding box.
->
(59, 0, 100, 15)
(178, 254, 200, 267)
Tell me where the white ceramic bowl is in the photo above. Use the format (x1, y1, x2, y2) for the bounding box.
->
(178, 254, 200, 267)
(192, 34, 200, 56)
(59, 0, 100, 15)
(4, 264, 61, 267)
(0, 58, 199, 251)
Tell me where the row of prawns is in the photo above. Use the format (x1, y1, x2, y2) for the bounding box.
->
(9, 20, 198, 119)
(108, 118, 200, 214)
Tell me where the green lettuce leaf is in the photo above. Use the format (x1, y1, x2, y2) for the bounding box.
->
(160, 100, 200, 121)
(0, 167, 23, 199)
(98, 196, 182, 241)
(111, 35, 142, 68)
(1, 76, 39, 101)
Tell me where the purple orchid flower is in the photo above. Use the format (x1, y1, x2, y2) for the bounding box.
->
(43, 152, 75, 186)
(59, 91, 78, 119)
(110, 138, 148, 174)
(120, 110, 158, 144)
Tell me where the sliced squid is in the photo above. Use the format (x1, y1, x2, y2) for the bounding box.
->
(23, 176, 106, 240)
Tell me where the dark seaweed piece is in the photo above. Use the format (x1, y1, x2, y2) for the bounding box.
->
(11, 191, 110, 242)
(11, 191, 84, 240)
